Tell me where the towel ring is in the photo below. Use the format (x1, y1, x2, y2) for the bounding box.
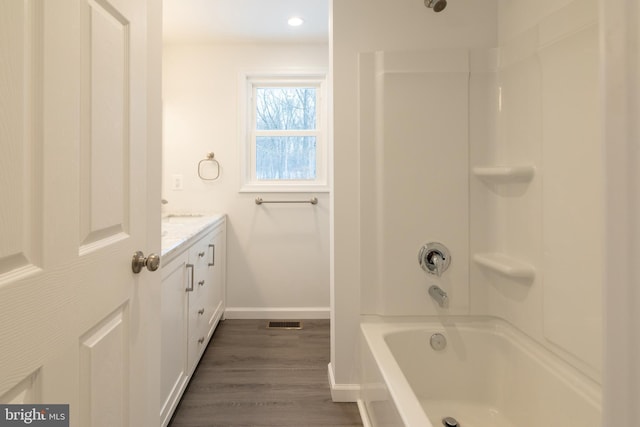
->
(198, 152, 220, 181)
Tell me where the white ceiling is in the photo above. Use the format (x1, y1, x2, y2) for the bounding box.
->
(163, 0, 329, 44)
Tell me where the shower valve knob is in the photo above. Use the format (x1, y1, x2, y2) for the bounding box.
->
(418, 242, 451, 275)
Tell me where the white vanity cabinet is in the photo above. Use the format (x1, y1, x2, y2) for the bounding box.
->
(160, 216, 226, 427)
(186, 224, 226, 371)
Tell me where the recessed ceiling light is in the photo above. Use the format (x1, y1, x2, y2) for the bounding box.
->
(287, 16, 304, 27)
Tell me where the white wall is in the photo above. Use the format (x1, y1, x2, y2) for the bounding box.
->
(163, 43, 331, 318)
(332, 0, 498, 393)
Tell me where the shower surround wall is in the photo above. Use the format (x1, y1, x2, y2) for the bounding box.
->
(471, 0, 602, 382)
(358, 49, 479, 316)
(331, 0, 498, 397)
(331, 0, 602, 401)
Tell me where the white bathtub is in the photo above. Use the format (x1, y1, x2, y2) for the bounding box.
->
(359, 317, 601, 427)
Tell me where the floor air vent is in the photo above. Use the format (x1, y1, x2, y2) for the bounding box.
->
(267, 321, 303, 329)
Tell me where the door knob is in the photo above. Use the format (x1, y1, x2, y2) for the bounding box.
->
(131, 251, 160, 274)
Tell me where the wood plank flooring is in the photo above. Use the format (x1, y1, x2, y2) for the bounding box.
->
(168, 319, 363, 427)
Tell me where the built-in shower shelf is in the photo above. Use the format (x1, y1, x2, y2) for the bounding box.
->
(473, 253, 535, 280)
(472, 165, 535, 182)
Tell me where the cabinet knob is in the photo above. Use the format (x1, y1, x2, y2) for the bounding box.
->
(198, 251, 205, 258)
(198, 308, 204, 315)
(198, 280, 205, 286)
(198, 337, 205, 344)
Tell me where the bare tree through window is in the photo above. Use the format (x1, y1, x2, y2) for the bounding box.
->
(254, 87, 318, 180)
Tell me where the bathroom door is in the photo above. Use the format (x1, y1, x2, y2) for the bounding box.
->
(0, 0, 161, 426)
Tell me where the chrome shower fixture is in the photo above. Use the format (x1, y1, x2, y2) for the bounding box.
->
(419, 242, 451, 276)
(425, 0, 447, 12)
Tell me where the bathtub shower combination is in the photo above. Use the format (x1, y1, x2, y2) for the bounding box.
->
(359, 318, 600, 427)
(358, 242, 600, 426)
(351, 0, 602, 423)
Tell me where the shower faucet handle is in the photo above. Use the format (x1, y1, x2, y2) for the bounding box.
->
(419, 242, 451, 276)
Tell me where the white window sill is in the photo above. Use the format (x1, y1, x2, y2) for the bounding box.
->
(239, 182, 331, 193)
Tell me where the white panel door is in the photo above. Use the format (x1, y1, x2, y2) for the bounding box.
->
(0, 0, 160, 426)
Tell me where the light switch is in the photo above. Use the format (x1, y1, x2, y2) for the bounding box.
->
(172, 174, 183, 190)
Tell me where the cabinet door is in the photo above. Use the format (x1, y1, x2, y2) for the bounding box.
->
(187, 234, 211, 372)
(206, 222, 226, 333)
(160, 251, 189, 426)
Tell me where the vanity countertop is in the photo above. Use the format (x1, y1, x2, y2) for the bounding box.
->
(161, 213, 225, 263)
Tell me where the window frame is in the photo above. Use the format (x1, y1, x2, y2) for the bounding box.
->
(239, 71, 329, 193)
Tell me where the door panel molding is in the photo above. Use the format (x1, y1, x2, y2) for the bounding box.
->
(79, 0, 131, 251)
(0, 0, 44, 280)
(80, 305, 129, 427)
(0, 369, 41, 404)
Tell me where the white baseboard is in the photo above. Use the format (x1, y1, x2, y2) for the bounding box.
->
(357, 399, 373, 427)
(327, 363, 360, 402)
(223, 307, 330, 319)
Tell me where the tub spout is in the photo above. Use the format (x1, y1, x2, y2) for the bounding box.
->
(429, 285, 448, 308)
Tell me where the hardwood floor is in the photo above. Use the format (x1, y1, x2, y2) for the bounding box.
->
(168, 319, 363, 427)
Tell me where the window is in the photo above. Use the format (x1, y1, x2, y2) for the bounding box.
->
(240, 73, 328, 192)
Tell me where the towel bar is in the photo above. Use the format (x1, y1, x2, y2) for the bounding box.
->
(255, 197, 318, 205)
